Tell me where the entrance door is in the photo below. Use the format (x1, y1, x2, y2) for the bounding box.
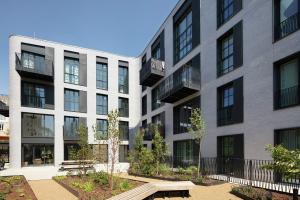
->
(217, 134, 244, 178)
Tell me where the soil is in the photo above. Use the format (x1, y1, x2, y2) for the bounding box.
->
(55, 175, 144, 200)
(0, 176, 37, 200)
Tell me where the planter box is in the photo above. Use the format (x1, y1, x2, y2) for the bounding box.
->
(231, 191, 255, 200)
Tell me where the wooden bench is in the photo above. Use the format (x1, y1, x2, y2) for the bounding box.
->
(59, 160, 95, 171)
(108, 181, 195, 200)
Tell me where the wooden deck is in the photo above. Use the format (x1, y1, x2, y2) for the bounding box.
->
(108, 181, 195, 200)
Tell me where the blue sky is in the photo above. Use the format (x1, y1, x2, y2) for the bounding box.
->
(0, 0, 178, 95)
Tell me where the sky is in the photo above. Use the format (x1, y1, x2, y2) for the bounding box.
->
(0, 0, 178, 95)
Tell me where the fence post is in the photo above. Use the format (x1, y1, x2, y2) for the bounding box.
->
(293, 188, 298, 200)
(249, 160, 253, 186)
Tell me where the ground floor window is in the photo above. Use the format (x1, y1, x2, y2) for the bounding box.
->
(0, 143, 9, 163)
(275, 128, 300, 150)
(22, 144, 54, 166)
(173, 140, 199, 167)
(64, 143, 79, 160)
(119, 145, 129, 162)
(93, 144, 108, 163)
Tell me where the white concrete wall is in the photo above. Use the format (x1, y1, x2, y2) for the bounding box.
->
(9, 35, 141, 169)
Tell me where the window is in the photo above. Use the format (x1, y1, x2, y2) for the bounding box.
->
(151, 86, 164, 110)
(274, 0, 299, 40)
(173, 96, 200, 134)
(217, 77, 243, 126)
(22, 82, 46, 108)
(274, 54, 300, 109)
(0, 123, 3, 131)
(22, 113, 54, 137)
(275, 128, 300, 150)
(152, 45, 161, 60)
(217, 0, 242, 27)
(96, 119, 108, 140)
(21, 51, 45, 71)
(119, 145, 129, 162)
(64, 117, 79, 138)
(118, 66, 128, 94)
(64, 143, 79, 160)
(142, 54, 147, 67)
(93, 144, 108, 163)
(174, 10, 193, 62)
(118, 98, 129, 117)
(119, 121, 129, 141)
(64, 89, 80, 112)
(142, 119, 147, 128)
(96, 94, 108, 115)
(173, 140, 199, 167)
(64, 58, 79, 85)
(217, 134, 244, 158)
(217, 21, 243, 76)
(22, 144, 54, 166)
(96, 63, 108, 90)
(142, 95, 147, 116)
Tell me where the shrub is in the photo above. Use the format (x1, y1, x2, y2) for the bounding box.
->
(0, 193, 5, 200)
(232, 186, 272, 200)
(177, 167, 185, 175)
(54, 176, 66, 181)
(89, 171, 109, 186)
(158, 164, 172, 176)
(119, 180, 133, 191)
(72, 181, 94, 193)
(186, 166, 198, 175)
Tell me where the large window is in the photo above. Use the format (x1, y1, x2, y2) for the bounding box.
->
(96, 63, 108, 90)
(151, 86, 164, 111)
(22, 113, 54, 137)
(22, 82, 46, 108)
(118, 98, 129, 117)
(173, 97, 199, 134)
(174, 10, 193, 62)
(64, 117, 79, 138)
(64, 58, 79, 85)
(142, 95, 147, 116)
(274, 0, 299, 40)
(274, 54, 300, 109)
(96, 94, 108, 115)
(217, 0, 242, 27)
(152, 45, 161, 60)
(96, 119, 108, 140)
(217, 21, 243, 76)
(119, 145, 129, 162)
(118, 66, 129, 94)
(222, 86, 234, 108)
(173, 140, 199, 167)
(275, 128, 300, 150)
(64, 89, 80, 112)
(22, 144, 54, 166)
(21, 51, 45, 71)
(119, 121, 129, 141)
(93, 144, 108, 163)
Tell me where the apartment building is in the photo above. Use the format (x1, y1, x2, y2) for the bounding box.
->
(0, 95, 9, 162)
(9, 36, 140, 169)
(8, 0, 300, 170)
(139, 0, 300, 167)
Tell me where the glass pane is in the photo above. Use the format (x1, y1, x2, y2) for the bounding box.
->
(280, 0, 298, 22)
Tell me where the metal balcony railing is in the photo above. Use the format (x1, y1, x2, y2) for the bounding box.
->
(275, 12, 300, 40)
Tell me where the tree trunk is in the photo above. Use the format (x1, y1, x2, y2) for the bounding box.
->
(198, 142, 201, 178)
(110, 156, 115, 191)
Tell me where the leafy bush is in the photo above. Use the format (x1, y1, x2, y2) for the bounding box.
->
(54, 176, 66, 181)
(185, 166, 198, 175)
(72, 181, 94, 193)
(89, 171, 109, 186)
(158, 164, 172, 176)
(119, 180, 133, 191)
(0, 193, 5, 200)
(232, 186, 272, 200)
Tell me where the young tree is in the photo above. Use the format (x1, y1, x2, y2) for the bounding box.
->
(151, 124, 167, 175)
(128, 129, 144, 174)
(71, 124, 94, 176)
(107, 110, 121, 191)
(188, 108, 206, 177)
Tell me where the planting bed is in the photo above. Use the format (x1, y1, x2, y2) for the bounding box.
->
(231, 185, 299, 200)
(0, 175, 37, 200)
(53, 173, 144, 200)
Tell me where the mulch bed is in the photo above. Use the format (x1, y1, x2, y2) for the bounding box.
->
(0, 175, 37, 200)
(54, 175, 144, 200)
(231, 186, 299, 200)
(129, 172, 224, 186)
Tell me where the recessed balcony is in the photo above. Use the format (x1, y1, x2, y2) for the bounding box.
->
(141, 123, 165, 141)
(139, 58, 165, 87)
(15, 53, 54, 80)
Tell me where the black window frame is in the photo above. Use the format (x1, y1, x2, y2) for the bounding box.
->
(21, 113, 54, 138)
(119, 121, 129, 141)
(274, 127, 300, 150)
(96, 119, 108, 140)
(217, 0, 242, 28)
(118, 66, 129, 94)
(64, 89, 80, 112)
(119, 145, 129, 162)
(96, 94, 108, 115)
(118, 97, 129, 118)
(64, 57, 80, 85)
(142, 95, 147, 116)
(96, 62, 108, 90)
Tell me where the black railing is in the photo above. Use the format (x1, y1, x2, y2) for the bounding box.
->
(22, 95, 46, 109)
(217, 106, 233, 126)
(276, 85, 299, 109)
(141, 123, 165, 141)
(275, 12, 300, 40)
(139, 58, 164, 85)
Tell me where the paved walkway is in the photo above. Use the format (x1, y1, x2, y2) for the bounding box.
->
(29, 180, 77, 200)
(119, 174, 241, 200)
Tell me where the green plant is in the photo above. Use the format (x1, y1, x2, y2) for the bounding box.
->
(89, 171, 109, 186)
(185, 166, 198, 175)
(54, 176, 66, 181)
(158, 164, 172, 176)
(119, 180, 133, 191)
(82, 182, 94, 193)
(139, 147, 156, 176)
(0, 192, 5, 200)
(232, 186, 272, 200)
(177, 167, 185, 175)
(128, 130, 144, 174)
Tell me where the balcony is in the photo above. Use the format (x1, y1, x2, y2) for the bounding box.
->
(217, 106, 234, 126)
(275, 12, 300, 41)
(141, 123, 165, 141)
(63, 127, 79, 141)
(158, 65, 200, 103)
(275, 85, 300, 109)
(140, 58, 165, 86)
(15, 53, 54, 80)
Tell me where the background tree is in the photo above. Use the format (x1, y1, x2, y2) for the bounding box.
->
(128, 129, 144, 174)
(107, 110, 121, 191)
(151, 124, 167, 175)
(71, 124, 94, 176)
(188, 108, 206, 177)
